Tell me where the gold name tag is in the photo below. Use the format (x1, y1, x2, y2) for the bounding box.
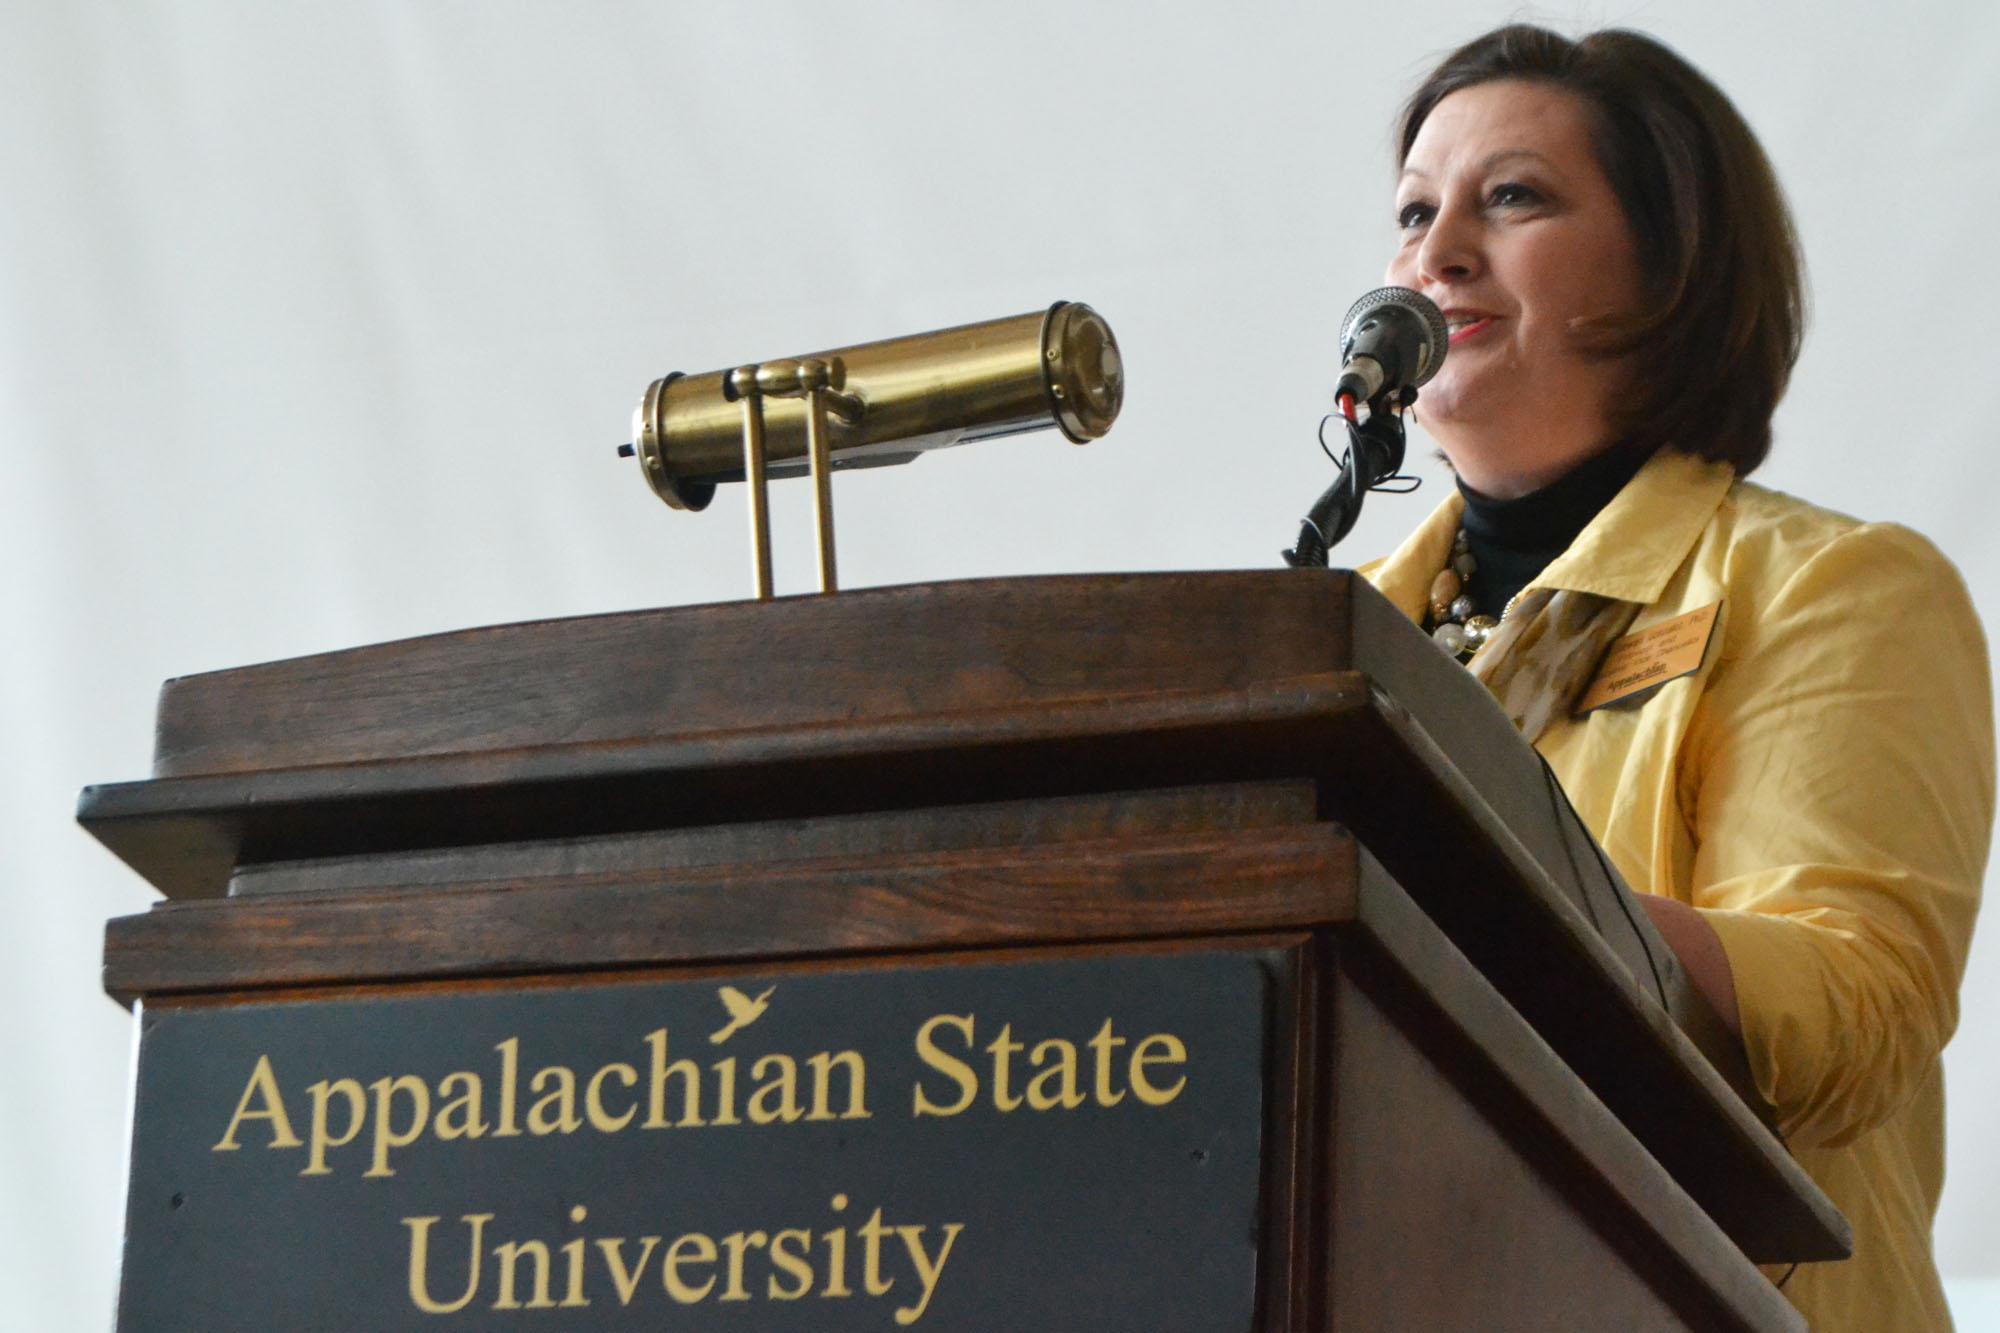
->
(1576, 600, 1722, 714)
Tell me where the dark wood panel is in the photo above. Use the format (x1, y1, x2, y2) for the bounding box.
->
(84, 671, 1373, 902)
(87, 572, 1681, 1068)
(148, 573, 1363, 778)
(133, 571, 1668, 1003)
(104, 824, 1357, 1003)
(1283, 935, 1333, 1332)
(1253, 943, 1313, 1333)
(226, 780, 1321, 897)
(88, 668, 1843, 1262)
(1333, 860, 1805, 1329)
(84, 571, 1847, 1273)
(1327, 718, 1844, 1263)
(87, 572, 1680, 1075)
(141, 930, 1319, 1012)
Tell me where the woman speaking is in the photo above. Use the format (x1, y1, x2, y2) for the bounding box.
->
(1359, 26, 1992, 1331)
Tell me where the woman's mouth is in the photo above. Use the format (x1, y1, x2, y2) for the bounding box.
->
(1445, 313, 1496, 346)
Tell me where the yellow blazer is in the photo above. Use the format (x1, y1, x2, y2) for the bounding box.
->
(1362, 449, 1994, 1331)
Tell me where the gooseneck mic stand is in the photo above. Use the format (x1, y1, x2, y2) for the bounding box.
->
(1282, 386, 1418, 569)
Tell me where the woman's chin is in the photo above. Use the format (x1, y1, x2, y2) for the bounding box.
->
(1411, 383, 1479, 438)
(1411, 365, 1523, 440)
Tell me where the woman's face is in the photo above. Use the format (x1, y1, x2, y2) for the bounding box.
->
(1386, 80, 1647, 497)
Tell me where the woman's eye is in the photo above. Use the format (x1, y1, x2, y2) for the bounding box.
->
(1488, 182, 1542, 208)
(1396, 201, 1434, 230)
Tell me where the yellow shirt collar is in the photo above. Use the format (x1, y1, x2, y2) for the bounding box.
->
(1358, 449, 1736, 619)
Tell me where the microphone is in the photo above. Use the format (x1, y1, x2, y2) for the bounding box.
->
(1280, 287, 1445, 568)
(1334, 286, 1448, 406)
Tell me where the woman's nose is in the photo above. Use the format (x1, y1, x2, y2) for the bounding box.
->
(1415, 205, 1481, 285)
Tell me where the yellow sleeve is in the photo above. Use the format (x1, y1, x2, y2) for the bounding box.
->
(1687, 523, 1993, 1149)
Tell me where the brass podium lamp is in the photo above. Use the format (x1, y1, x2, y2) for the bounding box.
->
(622, 301, 1123, 597)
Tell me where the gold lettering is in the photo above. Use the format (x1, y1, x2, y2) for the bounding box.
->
(986, 1023, 1024, 1112)
(747, 1054, 801, 1125)
(806, 1050, 869, 1122)
(894, 1223, 964, 1327)
(527, 1066, 581, 1136)
(662, 1232, 717, 1303)
(492, 1239, 555, 1310)
(435, 1072, 487, 1141)
(710, 1055, 741, 1127)
(1088, 1019, 1126, 1107)
(302, 1078, 365, 1176)
(1130, 1033, 1188, 1106)
(596, 1235, 660, 1306)
(404, 1213, 489, 1315)
(365, 1074, 430, 1178)
(559, 1208, 590, 1309)
(212, 1053, 302, 1152)
(718, 1230, 769, 1302)
(767, 1228, 813, 1300)
(494, 1037, 522, 1138)
(1025, 1038, 1084, 1111)
(911, 1015, 977, 1118)
(584, 1063, 638, 1133)
(859, 1207, 894, 1296)
(644, 1029, 706, 1129)
(821, 1193, 852, 1297)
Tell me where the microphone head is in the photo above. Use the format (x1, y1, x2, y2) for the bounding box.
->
(1339, 286, 1448, 391)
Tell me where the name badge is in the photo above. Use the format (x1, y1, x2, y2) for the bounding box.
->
(1576, 600, 1722, 714)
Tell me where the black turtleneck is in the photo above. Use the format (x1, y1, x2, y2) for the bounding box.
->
(1457, 444, 1651, 619)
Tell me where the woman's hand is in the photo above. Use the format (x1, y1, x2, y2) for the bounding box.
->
(1636, 893, 1743, 1038)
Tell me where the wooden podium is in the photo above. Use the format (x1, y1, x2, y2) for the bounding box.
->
(85, 572, 1847, 1330)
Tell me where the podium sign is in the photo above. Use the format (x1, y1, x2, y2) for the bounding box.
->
(119, 947, 1272, 1331)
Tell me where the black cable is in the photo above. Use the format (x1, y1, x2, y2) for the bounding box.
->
(1316, 413, 1343, 465)
(1283, 402, 1421, 568)
(1540, 758, 1608, 937)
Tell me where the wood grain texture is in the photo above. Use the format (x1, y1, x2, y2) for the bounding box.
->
(1325, 875, 1804, 1330)
(82, 673, 1368, 901)
(85, 571, 1848, 1277)
(104, 824, 1356, 1002)
(224, 779, 1322, 897)
(85, 573, 1675, 1031)
(1346, 858, 1830, 1284)
(1316, 699, 1845, 1261)
(1252, 943, 1313, 1332)
(146, 573, 1365, 778)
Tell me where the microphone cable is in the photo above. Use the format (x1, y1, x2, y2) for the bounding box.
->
(1282, 390, 1421, 568)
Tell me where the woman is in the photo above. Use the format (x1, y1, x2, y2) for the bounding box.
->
(1359, 26, 1993, 1331)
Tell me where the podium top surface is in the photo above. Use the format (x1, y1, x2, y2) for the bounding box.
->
(140, 572, 1397, 779)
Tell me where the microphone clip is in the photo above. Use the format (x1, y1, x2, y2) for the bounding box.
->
(1280, 387, 1418, 569)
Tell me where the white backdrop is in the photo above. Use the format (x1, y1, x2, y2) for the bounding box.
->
(6, 2, 1998, 1327)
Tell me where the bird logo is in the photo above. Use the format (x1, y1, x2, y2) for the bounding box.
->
(710, 984, 777, 1044)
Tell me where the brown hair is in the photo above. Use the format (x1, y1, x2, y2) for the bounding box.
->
(1399, 25, 1804, 475)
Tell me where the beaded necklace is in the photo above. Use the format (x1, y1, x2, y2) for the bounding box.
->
(1428, 445, 1653, 662)
(1426, 529, 1498, 660)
